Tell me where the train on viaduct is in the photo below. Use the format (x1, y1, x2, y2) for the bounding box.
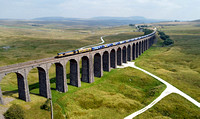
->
(0, 32, 156, 104)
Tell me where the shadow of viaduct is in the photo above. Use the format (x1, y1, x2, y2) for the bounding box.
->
(0, 34, 155, 104)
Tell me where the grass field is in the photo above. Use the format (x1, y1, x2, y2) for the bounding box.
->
(103, 32, 143, 43)
(0, 24, 141, 66)
(135, 24, 200, 102)
(0, 22, 200, 118)
(135, 93, 200, 119)
(0, 23, 155, 118)
(133, 23, 200, 118)
(0, 24, 142, 91)
(5, 67, 165, 119)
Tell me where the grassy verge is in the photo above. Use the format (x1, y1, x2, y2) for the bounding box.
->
(1, 67, 166, 119)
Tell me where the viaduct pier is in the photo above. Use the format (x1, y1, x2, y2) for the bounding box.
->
(0, 33, 155, 104)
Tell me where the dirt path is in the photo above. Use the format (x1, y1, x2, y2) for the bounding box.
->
(117, 62, 200, 119)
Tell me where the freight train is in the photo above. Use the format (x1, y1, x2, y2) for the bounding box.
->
(56, 30, 156, 58)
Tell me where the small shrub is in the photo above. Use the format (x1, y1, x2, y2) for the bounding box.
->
(158, 31, 165, 36)
(143, 29, 153, 35)
(158, 30, 174, 46)
(165, 35, 169, 39)
(40, 99, 51, 111)
(129, 24, 135, 26)
(163, 38, 174, 46)
(4, 104, 25, 119)
(160, 35, 167, 40)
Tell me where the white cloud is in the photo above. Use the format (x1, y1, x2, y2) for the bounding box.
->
(58, 0, 187, 19)
(0, 0, 199, 20)
(58, 0, 135, 18)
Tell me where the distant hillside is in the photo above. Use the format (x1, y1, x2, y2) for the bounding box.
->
(90, 16, 147, 20)
(31, 16, 162, 26)
(33, 16, 148, 21)
(0, 16, 163, 27)
(33, 17, 80, 21)
(192, 19, 200, 22)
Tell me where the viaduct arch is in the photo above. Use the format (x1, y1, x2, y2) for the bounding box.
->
(0, 34, 156, 104)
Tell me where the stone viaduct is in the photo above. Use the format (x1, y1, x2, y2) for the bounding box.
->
(0, 34, 155, 104)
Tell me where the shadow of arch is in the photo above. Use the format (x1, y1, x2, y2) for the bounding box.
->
(94, 53, 102, 77)
(117, 47, 122, 65)
(110, 49, 116, 68)
(37, 67, 51, 98)
(55, 63, 67, 92)
(103, 51, 109, 71)
(142, 40, 144, 53)
(70, 59, 81, 87)
(136, 42, 139, 58)
(122, 46, 127, 63)
(81, 56, 89, 83)
(139, 41, 142, 55)
(127, 45, 131, 61)
(132, 43, 136, 60)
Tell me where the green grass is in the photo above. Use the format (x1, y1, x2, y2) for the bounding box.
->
(135, 24, 200, 102)
(0, 24, 163, 118)
(1, 22, 199, 118)
(103, 32, 144, 43)
(128, 23, 200, 119)
(0, 24, 141, 93)
(1, 67, 166, 119)
(51, 67, 165, 118)
(135, 93, 200, 119)
(0, 25, 141, 66)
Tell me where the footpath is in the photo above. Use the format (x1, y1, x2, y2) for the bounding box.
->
(117, 62, 200, 119)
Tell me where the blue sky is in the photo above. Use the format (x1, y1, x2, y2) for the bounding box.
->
(0, 0, 199, 20)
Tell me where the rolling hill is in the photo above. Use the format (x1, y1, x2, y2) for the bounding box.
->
(31, 16, 162, 26)
(192, 19, 200, 22)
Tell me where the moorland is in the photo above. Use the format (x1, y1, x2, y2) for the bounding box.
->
(0, 20, 199, 118)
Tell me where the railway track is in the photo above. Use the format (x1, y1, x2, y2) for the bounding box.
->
(0, 57, 55, 72)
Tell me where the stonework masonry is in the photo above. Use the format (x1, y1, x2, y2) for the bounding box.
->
(0, 35, 155, 104)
